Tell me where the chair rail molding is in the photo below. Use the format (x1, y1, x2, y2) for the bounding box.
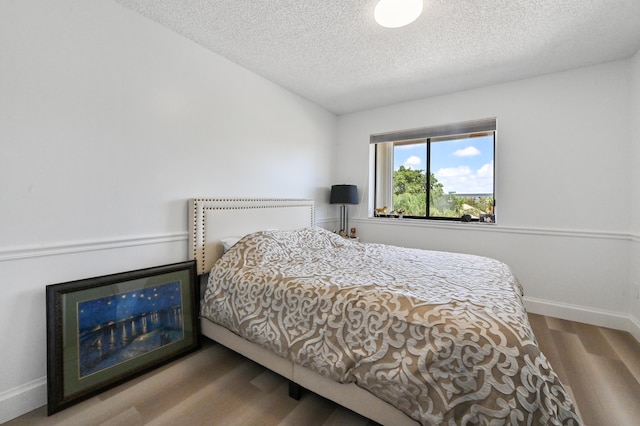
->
(0, 232, 188, 262)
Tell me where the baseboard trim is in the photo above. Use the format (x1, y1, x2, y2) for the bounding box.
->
(524, 296, 640, 342)
(0, 377, 46, 423)
(628, 314, 640, 342)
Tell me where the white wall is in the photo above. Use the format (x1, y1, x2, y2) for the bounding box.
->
(336, 60, 638, 337)
(0, 0, 336, 421)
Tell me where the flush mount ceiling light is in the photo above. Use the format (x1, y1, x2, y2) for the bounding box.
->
(374, 0, 423, 28)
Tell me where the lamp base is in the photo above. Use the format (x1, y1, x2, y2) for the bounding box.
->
(339, 205, 349, 235)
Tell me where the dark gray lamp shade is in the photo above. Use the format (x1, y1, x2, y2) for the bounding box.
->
(330, 184, 358, 234)
(330, 185, 358, 205)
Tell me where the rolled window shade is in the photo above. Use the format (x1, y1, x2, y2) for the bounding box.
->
(370, 117, 496, 144)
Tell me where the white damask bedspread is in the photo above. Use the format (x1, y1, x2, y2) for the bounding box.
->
(200, 227, 581, 425)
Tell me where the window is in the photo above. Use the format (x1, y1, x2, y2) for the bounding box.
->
(371, 118, 496, 222)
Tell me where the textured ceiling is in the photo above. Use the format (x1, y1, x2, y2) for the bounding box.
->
(114, 0, 640, 114)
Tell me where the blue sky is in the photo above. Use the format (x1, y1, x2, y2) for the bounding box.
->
(394, 135, 494, 194)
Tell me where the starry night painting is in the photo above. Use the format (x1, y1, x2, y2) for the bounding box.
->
(77, 281, 184, 378)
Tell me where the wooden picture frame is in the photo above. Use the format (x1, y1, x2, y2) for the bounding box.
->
(46, 260, 199, 415)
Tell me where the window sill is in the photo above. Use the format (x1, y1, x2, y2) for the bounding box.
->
(368, 216, 496, 226)
(352, 216, 497, 233)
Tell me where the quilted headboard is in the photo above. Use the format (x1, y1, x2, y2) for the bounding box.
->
(188, 198, 315, 275)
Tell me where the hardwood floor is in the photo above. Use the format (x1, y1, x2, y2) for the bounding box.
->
(527, 314, 640, 425)
(7, 314, 640, 426)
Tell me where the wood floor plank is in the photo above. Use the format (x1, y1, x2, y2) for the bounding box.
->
(148, 360, 267, 425)
(546, 316, 577, 333)
(588, 355, 640, 423)
(323, 407, 373, 426)
(99, 407, 144, 426)
(69, 342, 239, 425)
(550, 329, 622, 425)
(551, 329, 607, 423)
(572, 322, 620, 360)
(600, 327, 640, 384)
(250, 369, 286, 393)
(279, 392, 336, 426)
(134, 345, 248, 422)
(213, 381, 299, 426)
(528, 312, 570, 384)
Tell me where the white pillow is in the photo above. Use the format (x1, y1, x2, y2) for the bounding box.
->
(221, 236, 242, 252)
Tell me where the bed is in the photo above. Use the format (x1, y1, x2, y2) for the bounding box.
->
(188, 198, 581, 425)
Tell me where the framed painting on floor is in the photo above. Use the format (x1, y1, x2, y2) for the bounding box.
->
(46, 260, 199, 415)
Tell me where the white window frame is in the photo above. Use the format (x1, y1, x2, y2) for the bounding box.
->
(370, 118, 497, 222)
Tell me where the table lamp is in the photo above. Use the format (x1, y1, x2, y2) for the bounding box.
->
(330, 184, 358, 236)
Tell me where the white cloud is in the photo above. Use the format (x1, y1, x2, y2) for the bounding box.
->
(404, 155, 422, 169)
(476, 162, 493, 178)
(435, 162, 493, 194)
(454, 146, 480, 157)
(435, 166, 471, 192)
(437, 165, 471, 178)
